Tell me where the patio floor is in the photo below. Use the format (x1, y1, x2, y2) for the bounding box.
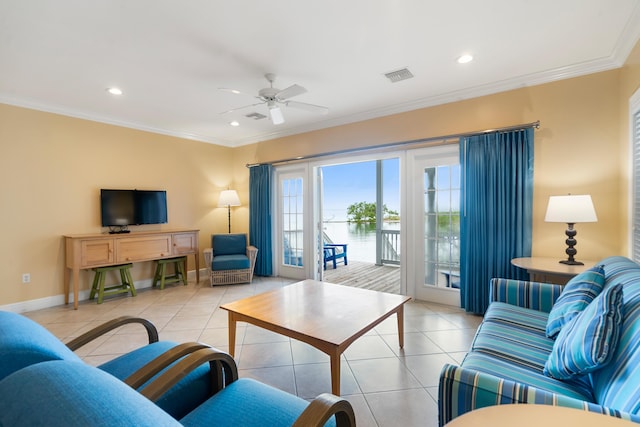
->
(323, 260, 401, 294)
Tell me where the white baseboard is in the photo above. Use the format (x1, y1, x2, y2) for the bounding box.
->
(0, 269, 205, 314)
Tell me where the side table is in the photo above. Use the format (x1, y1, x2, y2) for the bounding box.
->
(511, 257, 597, 285)
(445, 404, 635, 426)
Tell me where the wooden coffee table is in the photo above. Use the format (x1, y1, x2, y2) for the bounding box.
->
(220, 279, 411, 395)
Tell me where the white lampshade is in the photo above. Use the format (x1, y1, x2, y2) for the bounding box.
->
(544, 195, 597, 223)
(218, 190, 241, 207)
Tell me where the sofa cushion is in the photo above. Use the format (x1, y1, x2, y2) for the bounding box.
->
(212, 234, 247, 256)
(0, 360, 180, 426)
(0, 311, 82, 381)
(464, 303, 594, 401)
(212, 254, 250, 271)
(477, 302, 552, 370)
(545, 265, 605, 339)
(544, 283, 624, 379)
(462, 352, 595, 402)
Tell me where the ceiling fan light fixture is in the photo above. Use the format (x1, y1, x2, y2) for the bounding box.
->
(268, 103, 284, 125)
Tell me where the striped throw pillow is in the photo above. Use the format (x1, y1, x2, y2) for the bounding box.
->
(546, 265, 605, 338)
(543, 283, 624, 379)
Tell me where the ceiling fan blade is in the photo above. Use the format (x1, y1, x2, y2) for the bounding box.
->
(276, 84, 307, 100)
(219, 102, 264, 115)
(285, 100, 329, 115)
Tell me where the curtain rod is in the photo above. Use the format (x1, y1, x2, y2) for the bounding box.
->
(246, 120, 540, 168)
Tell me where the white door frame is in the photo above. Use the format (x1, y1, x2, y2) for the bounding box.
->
(406, 144, 460, 305)
(309, 151, 406, 292)
(273, 164, 314, 280)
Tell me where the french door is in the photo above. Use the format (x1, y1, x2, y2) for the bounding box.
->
(274, 165, 314, 280)
(406, 144, 460, 304)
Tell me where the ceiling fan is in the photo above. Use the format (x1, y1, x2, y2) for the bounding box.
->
(220, 73, 328, 125)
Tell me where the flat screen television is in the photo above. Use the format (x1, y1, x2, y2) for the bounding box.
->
(100, 189, 168, 230)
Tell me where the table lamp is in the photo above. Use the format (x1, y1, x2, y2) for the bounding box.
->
(544, 194, 597, 265)
(218, 189, 241, 233)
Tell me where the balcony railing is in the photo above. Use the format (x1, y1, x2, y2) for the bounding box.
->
(379, 229, 400, 265)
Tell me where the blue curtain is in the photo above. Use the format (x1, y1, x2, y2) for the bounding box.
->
(249, 164, 273, 276)
(459, 128, 534, 314)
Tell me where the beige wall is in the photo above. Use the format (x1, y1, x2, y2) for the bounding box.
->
(2, 38, 640, 309)
(241, 54, 639, 263)
(0, 104, 235, 307)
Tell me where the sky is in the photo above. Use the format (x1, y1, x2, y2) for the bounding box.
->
(321, 158, 400, 222)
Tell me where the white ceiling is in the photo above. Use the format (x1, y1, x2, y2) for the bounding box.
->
(2, 1, 640, 147)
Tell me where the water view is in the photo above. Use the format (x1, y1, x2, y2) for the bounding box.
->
(323, 221, 400, 264)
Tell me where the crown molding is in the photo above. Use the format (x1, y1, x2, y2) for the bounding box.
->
(0, 94, 237, 147)
(1, 33, 637, 149)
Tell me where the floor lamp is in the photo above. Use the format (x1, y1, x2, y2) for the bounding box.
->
(218, 189, 241, 233)
(544, 194, 597, 265)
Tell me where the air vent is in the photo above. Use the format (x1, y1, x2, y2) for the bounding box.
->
(384, 67, 414, 83)
(245, 112, 267, 120)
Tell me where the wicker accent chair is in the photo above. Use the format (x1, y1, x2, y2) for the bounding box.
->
(204, 234, 258, 286)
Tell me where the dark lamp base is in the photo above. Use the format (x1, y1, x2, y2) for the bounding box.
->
(559, 259, 584, 266)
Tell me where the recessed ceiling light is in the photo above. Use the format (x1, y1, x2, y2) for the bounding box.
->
(106, 87, 123, 95)
(230, 121, 240, 127)
(457, 54, 473, 64)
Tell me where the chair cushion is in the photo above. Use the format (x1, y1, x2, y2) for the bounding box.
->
(212, 254, 250, 271)
(212, 234, 247, 256)
(99, 340, 213, 419)
(544, 283, 624, 379)
(545, 265, 605, 338)
(0, 311, 82, 381)
(180, 378, 336, 427)
(0, 360, 180, 426)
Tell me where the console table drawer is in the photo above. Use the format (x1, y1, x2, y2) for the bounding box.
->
(116, 235, 172, 262)
(80, 239, 114, 267)
(172, 232, 198, 255)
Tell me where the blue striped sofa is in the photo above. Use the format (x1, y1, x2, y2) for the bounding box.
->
(438, 256, 640, 425)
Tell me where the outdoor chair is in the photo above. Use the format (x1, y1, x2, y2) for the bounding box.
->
(0, 310, 216, 419)
(323, 243, 348, 270)
(204, 233, 258, 285)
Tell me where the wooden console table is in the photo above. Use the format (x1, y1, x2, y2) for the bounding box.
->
(64, 229, 199, 309)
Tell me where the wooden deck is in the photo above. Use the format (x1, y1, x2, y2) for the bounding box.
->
(322, 260, 400, 294)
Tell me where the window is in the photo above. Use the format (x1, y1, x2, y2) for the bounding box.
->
(282, 177, 304, 267)
(424, 164, 461, 287)
(632, 89, 640, 262)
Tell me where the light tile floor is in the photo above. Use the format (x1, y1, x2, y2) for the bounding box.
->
(23, 276, 482, 427)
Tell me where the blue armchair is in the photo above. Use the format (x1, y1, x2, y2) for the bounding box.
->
(0, 353, 356, 426)
(204, 233, 258, 285)
(0, 310, 215, 419)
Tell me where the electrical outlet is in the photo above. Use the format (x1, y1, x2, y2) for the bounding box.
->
(22, 273, 30, 284)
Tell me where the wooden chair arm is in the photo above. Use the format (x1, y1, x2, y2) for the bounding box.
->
(65, 316, 159, 351)
(292, 393, 356, 427)
(123, 342, 210, 389)
(140, 347, 239, 402)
